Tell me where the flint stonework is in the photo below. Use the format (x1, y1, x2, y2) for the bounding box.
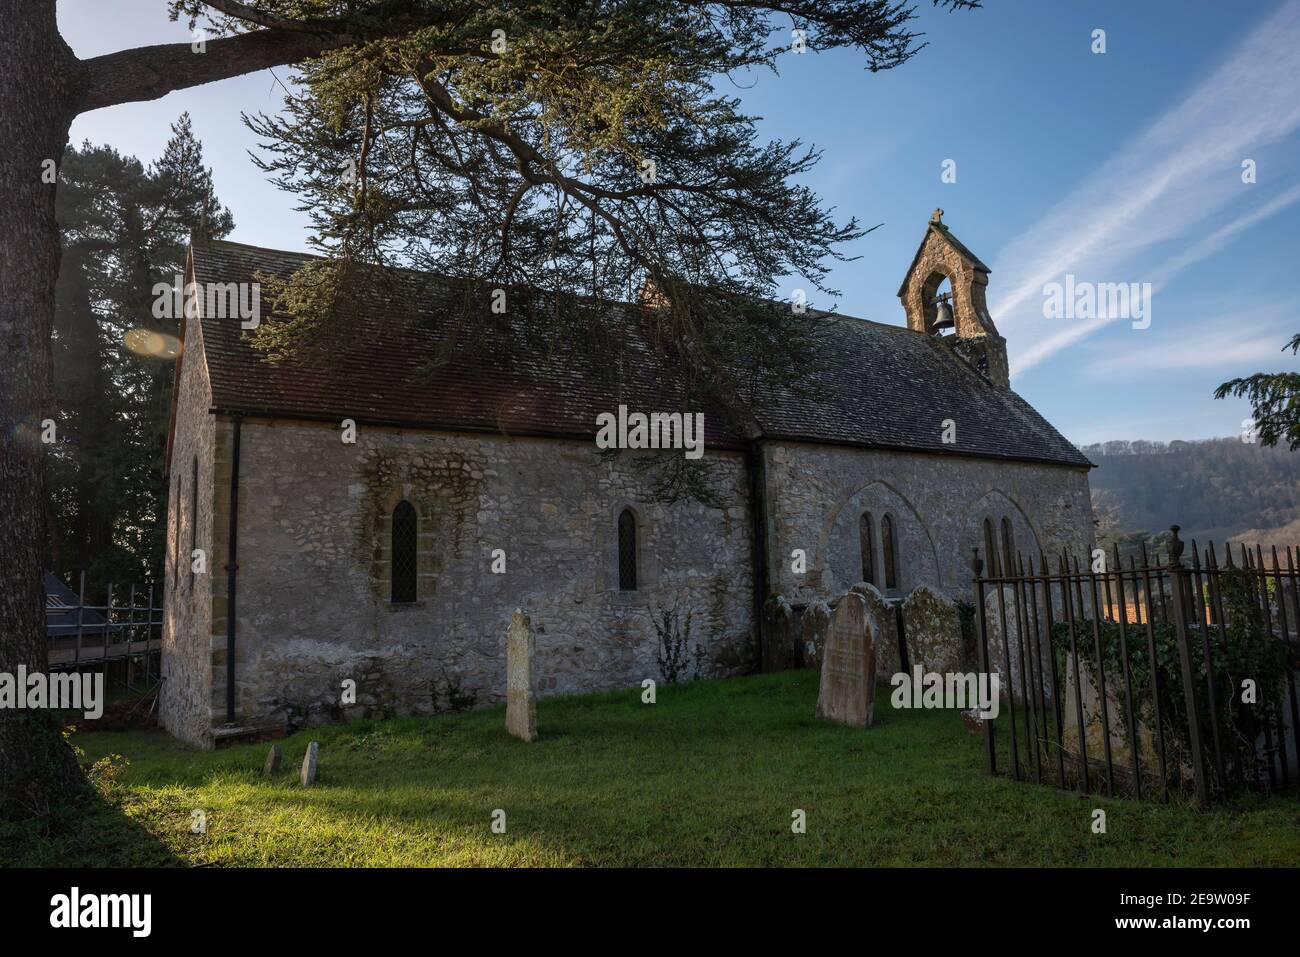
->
(506, 609, 538, 742)
(815, 591, 877, 727)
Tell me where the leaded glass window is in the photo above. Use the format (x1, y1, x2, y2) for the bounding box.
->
(617, 508, 637, 591)
(859, 512, 875, 585)
(391, 501, 418, 603)
(882, 514, 898, 591)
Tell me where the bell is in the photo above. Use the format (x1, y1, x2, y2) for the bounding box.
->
(933, 299, 955, 331)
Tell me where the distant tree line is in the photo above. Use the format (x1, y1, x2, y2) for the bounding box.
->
(1085, 437, 1300, 551)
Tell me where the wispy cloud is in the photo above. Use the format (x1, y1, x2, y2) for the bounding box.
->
(1082, 307, 1296, 377)
(990, 0, 1300, 378)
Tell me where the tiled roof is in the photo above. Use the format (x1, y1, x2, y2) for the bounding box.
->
(749, 316, 1091, 466)
(189, 240, 744, 449)
(186, 240, 1090, 468)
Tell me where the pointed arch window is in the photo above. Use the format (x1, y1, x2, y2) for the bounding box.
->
(881, 514, 898, 591)
(1000, 517, 1017, 576)
(617, 507, 638, 591)
(189, 456, 199, 591)
(859, 512, 875, 585)
(391, 501, 418, 603)
(172, 475, 181, 586)
(983, 517, 1000, 577)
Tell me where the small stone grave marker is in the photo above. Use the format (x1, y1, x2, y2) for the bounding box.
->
(300, 741, 319, 786)
(263, 744, 282, 776)
(506, 608, 538, 742)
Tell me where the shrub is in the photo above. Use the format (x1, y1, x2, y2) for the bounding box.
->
(1050, 567, 1293, 790)
(652, 602, 706, 683)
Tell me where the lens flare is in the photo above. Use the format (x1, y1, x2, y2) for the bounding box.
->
(123, 328, 181, 359)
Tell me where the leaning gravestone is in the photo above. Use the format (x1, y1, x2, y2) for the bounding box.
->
(815, 591, 877, 727)
(851, 581, 900, 682)
(901, 585, 963, 676)
(263, 744, 283, 777)
(506, 608, 538, 742)
(300, 741, 319, 786)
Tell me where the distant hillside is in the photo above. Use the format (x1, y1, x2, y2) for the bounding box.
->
(1082, 438, 1300, 550)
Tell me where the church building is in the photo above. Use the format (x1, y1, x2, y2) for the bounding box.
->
(160, 212, 1094, 747)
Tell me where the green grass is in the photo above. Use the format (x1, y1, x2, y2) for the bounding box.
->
(4, 669, 1299, 866)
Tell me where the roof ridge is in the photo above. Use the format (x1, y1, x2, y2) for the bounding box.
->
(185, 239, 1091, 469)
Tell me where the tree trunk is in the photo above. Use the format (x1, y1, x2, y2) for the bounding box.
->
(0, 0, 87, 819)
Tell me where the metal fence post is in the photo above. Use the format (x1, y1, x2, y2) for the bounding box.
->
(1167, 527, 1210, 808)
(74, 571, 86, 674)
(126, 583, 136, 692)
(972, 548, 996, 776)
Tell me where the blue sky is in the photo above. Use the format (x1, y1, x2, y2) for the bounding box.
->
(62, 0, 1300, 446)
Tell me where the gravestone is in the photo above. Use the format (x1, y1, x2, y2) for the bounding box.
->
(762, 594, 802, 672)
(801, 599, 832, 672)
(851, 581, 901, 681)
(982, 585, 1040, 703)
(263, 744, 282, 777)
(815, 591, 877, 727)
(901, 585, 963, 675)
(506, 608, 538, 742)
(300, 741, 319, 786)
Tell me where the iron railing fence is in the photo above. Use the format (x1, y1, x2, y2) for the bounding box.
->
(47, 571, 163, 691)
(972, 526, 1300, 808)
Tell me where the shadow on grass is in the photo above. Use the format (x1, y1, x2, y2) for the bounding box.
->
(57, 671, 1300, 867)
(0, 780, 184, 868)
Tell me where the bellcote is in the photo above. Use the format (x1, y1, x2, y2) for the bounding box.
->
(898, 210, 1009, 389)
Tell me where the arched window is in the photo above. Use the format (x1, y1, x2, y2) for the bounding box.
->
(983, 517, 1000, 576)
(859, 512, 875, 585)
(1000, 517, 1017, 575)
(881, 514, 898, 591)
(617, 507, 638, 591)
(390, 501, 418, 603)
(172, 475, 181, 585)
(189, 456, 199, 590)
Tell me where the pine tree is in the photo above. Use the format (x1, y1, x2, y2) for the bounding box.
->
(1216, 333, 1300, 451)
(49, 119, 233, 588)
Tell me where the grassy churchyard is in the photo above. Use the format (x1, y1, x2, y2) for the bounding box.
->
(5, 669, 1298, 867)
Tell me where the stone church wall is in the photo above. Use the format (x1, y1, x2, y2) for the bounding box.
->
(158, 304, 218, 747)
(762, 441, 1093, 605)
(161, 384, 1093, 747)
(184, 420, 755, 742)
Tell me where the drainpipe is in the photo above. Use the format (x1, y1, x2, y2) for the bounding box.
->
(224, 415, 242, 724)
(745, 440, 770, 661)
